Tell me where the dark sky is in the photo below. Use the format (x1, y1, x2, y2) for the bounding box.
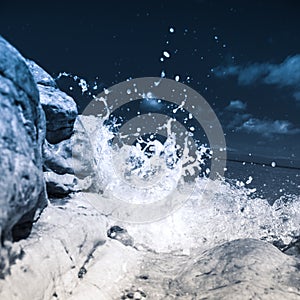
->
(1, 0, 300, 165)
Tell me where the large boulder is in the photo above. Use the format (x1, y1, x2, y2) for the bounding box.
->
(0, 36, 47, 258)
(26, 59, 78, 145)
(26, 60, 81, 196)
(39, 85, 77, 144)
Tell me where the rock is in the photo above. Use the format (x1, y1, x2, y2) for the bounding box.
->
(107, 225, 134, 247)
(0, 195, 107, 299)
(26, 59, 78, 144)
(26, 61, 81, 196)
(121, 287, 147, 299)
(283, 237, 300, 256)
(43, 139, 74, 175)
(44, 172, 92, 197)
(0, 36, 47, 272)
(133, 291, 142, 299)
(44, 172, 80, 196)
(38, 84, 77, 144)
(174, 239, 300, 299)
(26, 59, 57, 88)
(42, 135, 95, 196)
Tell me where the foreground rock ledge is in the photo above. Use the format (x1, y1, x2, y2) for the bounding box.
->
(0, 194, 140, 300)
(0, 193, 299, 300)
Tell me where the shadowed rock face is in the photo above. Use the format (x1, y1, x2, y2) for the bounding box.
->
(26, 58, 80, 197)
(26, 58, 77, 145)
(39, 85, 78, 144)
(0, 36, 47, 250)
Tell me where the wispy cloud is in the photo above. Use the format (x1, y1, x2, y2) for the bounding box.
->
(212, 55, 300, 100)
(226, 100, 247, 111)
(236, 118, 300, 137)
(227, 113, 251, 130)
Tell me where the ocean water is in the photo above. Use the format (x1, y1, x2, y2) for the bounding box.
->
(73, 113, 300, 256)
(225, 159, 299, 205)
(63, 73, 299, 253)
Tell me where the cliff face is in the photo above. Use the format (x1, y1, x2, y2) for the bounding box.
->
(0, 36, 82, 275)
(0, 36, 47, 254)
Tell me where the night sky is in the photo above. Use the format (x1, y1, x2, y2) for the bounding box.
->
(1, 0, 300, 167)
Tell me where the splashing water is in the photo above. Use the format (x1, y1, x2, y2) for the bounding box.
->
(69, 73, 299, 252)
(80, 114, 210, 205)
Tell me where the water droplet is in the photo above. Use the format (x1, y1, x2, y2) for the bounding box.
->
(163, 51, 171, 58)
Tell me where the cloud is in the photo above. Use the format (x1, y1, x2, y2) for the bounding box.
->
(224, 109, 300, 137)
(226, 100, 247, 111)
(226, 113, 251, 130)
(236, 118, 300, 137)
(264, 55, 300, 87)
(293, 91, 300, 101)
(212, 55, 300, 100)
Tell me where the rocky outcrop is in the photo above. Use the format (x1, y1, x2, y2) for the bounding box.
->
(44, 172, 91, 197)
(107, 225, 134, 247)
(0, 194, 139, 300)
(26, 59, 81, 196)
(39, 85, 77, 144)
(0, 36, 47, 270)
(26, 59, 77, 145)
(0, 195, 106, 300)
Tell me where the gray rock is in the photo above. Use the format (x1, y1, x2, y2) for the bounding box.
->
(71, 117, 97, 179)
(0, 36, 47, 259)
(25, 60, 82, 196)
(43, 122, 97, 196)
(44, 172, 79, 196)
(174, 238, 300, 299)
(283, 236, 300, 257)
(43, 138, 91, 197)
(44, 172, 92, 197)
(0, 195, 109, 299)
(26, 59, 78, 175)
(107, 225, 134, 247)
(38, 84, 78, 144)
(43, 139, 74, 175)
(26, 59, 57, 88)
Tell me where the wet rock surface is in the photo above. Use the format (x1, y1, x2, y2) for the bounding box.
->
(108, 225, 134, 247)
(0, 36, 47, 270)
(1, 192, 300, 300)
(27, 58, 81, 197)
(38, 85, 77, 144)
(43, 139, 74, 175)
(0, 195, 110, 300)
